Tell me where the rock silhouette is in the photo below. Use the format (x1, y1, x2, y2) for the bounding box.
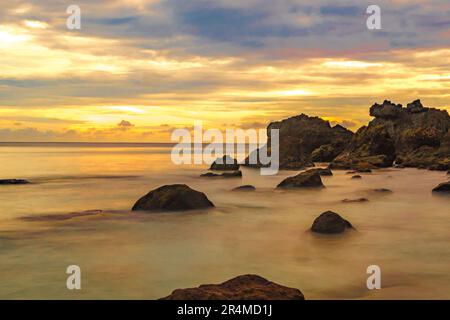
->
(132, 184, 214, 212)
(160, 274, 305, 300)
(277, 170, 324, 189)
(311, 211, 353, 234)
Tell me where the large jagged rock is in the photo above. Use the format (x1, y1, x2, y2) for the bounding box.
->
(311, 211, 353, 234)
(160, 274, 305, 300)
(277, 169, 324, 189)
(332, 100, 450, 169)
(132, 184, 214, 212)
(210, 155, 240, 171)
(244, 115, 353, 170)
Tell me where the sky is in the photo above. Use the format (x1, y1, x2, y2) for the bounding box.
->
(1, 0, 450, 142)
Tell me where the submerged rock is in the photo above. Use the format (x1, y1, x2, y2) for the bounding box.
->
(373, 188, 393, 193)
(132, 184, 214, 212)
(277, 170, 324, 189)
(210, 155, 240, 171)
(160, 274, 305, 300)
(201, 170, 242, 178)
(342, 198, 369, 203)
(232, 185, 256, 191)
(20, 210, 103, 221)
(432, 182, 450, 193)
(244, 114, 353, 169)
(311, 211, 353, 234)
(351, 175, 362, 179)
(0, 179, 30, 185)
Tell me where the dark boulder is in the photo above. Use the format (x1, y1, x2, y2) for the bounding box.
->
(432, 182, 450, 193)
(277, 170, 324, 189)
(232, 185, 256, 191)
(0, 179, 30, 185)
(351, 175, 362, 179)
(210, 155, 240, 171)
(160, 274, 305, 300)
(132, 184, 214, 212)
(311, 211, 353, 234)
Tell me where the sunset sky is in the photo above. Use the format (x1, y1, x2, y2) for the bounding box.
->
(1, 0, 450, 142)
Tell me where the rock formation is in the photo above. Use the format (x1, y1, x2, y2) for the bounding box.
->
(332, 100, 450, 170)
(201, 171, 242, 178)
(244, 114, 353, 169)
(132, 184, 214, 212)
(160, 274, 305, 300)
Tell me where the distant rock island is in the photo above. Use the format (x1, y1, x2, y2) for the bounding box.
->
(244, 99, 449, 171)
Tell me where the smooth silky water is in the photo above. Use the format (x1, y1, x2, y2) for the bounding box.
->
(0, 144, 449, 299)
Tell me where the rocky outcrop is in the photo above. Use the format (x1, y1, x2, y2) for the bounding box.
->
(332, 100, 450, 169)
(132, 184, 214, 212)
(201, 171, 242, 178)
(277, 170, 324, 189)
(160, 274, 305, 300)
(432, 182, 450, 193)
(232, 185, 256, 191)
(210, 155, 240, 171)
(0, 179, 30, 185)
(311, 211, 353, 234)
(373, 188, 393, 193)
(244, 114, 353, 169)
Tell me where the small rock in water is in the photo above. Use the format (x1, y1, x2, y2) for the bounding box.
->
(373, 188, 393, 193)
(351, 175, 362, 179)
(342, 198, 369, 203)
(160, 274, 305, 300)
(311, 211, 353, 234)
(0, 179, 30, 185)
(132, 184, 214, 212)
(210, 155, 240, 171)
(432, 182, 450, 193)
(277, 170, 324, 189)
(201, 170, 242, 178)
(232, 185, 256, 191)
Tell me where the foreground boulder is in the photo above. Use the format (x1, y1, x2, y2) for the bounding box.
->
(210, 155, 240, 171)
(277, 170, 324, 189)
(432, 182, 450, 193)
(332, 100, 450, 169)
(201, 170, 242, 178)
(0, 179, 30, 185)
(311, 211, 353, 234)
(244, 114, 353, 169)
(160, 274, 305, 300)
(132, 184, 214, 212)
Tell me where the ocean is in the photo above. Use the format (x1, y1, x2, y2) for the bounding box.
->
(0, 143, 449, 299)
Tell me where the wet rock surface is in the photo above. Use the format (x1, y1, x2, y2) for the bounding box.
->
(160, 274, 305, 300)
(311, 211, 353, 234)
(277, 170, 324, 189)
(0, 179, 30, 185)
(132, 184, 214, 212)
